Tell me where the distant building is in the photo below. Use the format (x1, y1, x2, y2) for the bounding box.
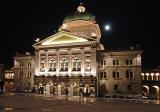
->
(98, 50, 142, 96)
(13, 52, 35, 92)
(13, 3, 142, 97)
(4, 68, 15, 92)
(141, 68, 160, 99)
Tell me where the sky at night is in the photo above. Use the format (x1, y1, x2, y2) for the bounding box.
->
(0, 1, 157, 68)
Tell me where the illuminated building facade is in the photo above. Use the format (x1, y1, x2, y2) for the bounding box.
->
(13, 4, 142, 97)
(141, 68, 160, 99)
(14, 52, 35, 92)
(4, 69, 15, 92)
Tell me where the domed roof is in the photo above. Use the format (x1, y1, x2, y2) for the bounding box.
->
(63, 3, 95, 23)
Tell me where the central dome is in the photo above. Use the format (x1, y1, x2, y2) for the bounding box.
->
(63, 3, 95, 23)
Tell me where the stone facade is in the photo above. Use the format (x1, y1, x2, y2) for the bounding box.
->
(13, 53, 35, 92)
(4, 69, 15, 92)
(13, 4, 142, 97)
(141, 68, 160, 99)
(97, 50, 142, 96)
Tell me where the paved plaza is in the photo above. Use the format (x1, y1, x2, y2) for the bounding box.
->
(0, 93, 160, 112)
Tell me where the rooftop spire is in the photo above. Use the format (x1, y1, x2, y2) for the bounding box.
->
(77, 3, 85, 13)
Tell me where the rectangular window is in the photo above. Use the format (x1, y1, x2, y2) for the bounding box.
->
(129, 59, 132, 65)
(114, 85, 118, 91)
(130, 72, 133, 78)
(126, 59, 129, 65)
(116, 60, 119, 65)
(117, 72, 119, 78)
(113, 60, 119, 65)
(126, 59, 132, 65)
(113, 60, 115, 65)
(20, 71, 23, 78)
(101, 61, 103, 65)
(113, 71, 116, 78)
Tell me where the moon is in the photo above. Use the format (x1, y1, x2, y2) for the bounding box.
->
(105, 24, 110, 31)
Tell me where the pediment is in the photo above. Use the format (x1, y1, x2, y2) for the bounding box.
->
(33, 31, 89, 47)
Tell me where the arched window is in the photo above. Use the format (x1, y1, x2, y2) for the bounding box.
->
(126, 70, 130, 78)
(72, 57, 81, 71)
(104, 60, 106, 65)
(125, 59, 132, 65)
(100, 72, 107, 80)
(40, 58, 45, 72)
(113, 60, 119, 65)
(112, 71, 119, 78)
(126, 70, 134, 79)
(48, 58, 56, 71)
(60, 58, 68, 71)
(112, 71, 116, 78)
(104, 72, 107, 79)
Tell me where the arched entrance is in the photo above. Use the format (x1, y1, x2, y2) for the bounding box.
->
(152, 86, 159, 100)
(45, 81, 56, 95)
(58, 82, 69, 95)
(73, 82, 79, 96)
(142, 85, 149, 96)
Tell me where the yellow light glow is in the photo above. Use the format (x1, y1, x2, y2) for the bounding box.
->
(156, 73, 159, 76)
(41, 34, 88, 45)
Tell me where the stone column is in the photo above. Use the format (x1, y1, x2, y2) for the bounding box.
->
(90, 45, 97, 96)
(80, 48, 84, 76)
(58, 84, 61, 95)
(45, 50, 48, 72)
(68, 49, 72, 76)
(38, 50, 41, 73)
(90, 46, 97, 77)
(35, 49, 39, 75)
(56, 49, 60, 76)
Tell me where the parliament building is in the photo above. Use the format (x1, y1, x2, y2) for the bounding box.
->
(13, 4, 142, 97)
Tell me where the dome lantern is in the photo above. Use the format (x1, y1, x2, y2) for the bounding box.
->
(77, 3, 85, 13)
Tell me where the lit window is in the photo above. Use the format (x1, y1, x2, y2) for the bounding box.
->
(48, 58, 56, 71)
(72, 57, 81, 71)
(60, 58, 68, 71)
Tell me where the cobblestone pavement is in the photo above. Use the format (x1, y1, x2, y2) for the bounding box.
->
(0, 93, 160, 112)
